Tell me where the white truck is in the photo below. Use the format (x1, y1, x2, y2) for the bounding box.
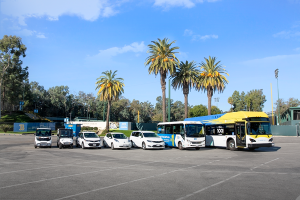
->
(57, 129, 74, 149)
(34, 128, 52, 148)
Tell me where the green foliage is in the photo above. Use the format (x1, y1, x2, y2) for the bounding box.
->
(0, 124, 12, 133)
(0, 111, 48, 122)
(189, 104, 208, 117)
(230, 89, 266, 112)
(211, 106, 222, 115)
(275, 98, 300, 115)
(101, 129, 109, 135)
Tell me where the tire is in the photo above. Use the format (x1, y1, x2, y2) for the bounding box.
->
(111, 143, 115, 150)
(131, 141, 134, 148)
(195, 147, 200, 150)
(228, 140, 236, 151)
(142, 142, 146, 150)
(103, 141, 106, 148)
(57, 142, 59, 147)
(70, 145, 73, 149)
(76, 142, 79, 148)
(82, 142, 85, 149)
(34, 144, 37, 149)
(59, 143, 63, 149)
(178, 142, 183, 150)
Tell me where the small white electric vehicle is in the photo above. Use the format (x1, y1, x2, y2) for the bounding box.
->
(103, 132, 131, 150)
(34, 128, 52, 148)
(76, 132, 101, 149)
(57, 129, 74, 149)
(130, 131, 165, 150)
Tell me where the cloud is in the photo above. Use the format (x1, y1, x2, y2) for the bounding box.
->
(242, 53, 300, 68)
(295, 47, 300, 51)
(153, 0, 220, 8)
(273, 31, 300, 39)
(192, 34, 218, 41)
(184, 29, 218, 41)
(36, 34, 46, 39)
(1, 0, 119, 26)
(87, 41, 146, 60)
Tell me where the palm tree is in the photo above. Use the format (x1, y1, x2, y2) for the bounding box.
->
(95, 70, 124, 131)
(144, 38, 179, 122)
(171, 61, 199, 119)
(197, 56, 229, 115)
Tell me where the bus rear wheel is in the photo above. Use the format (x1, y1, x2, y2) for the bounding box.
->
(178, 142, 183, 150)
(228, 140, 236, 151)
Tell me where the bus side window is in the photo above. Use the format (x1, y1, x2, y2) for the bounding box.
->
(165, 126, 171, 134)
(224, 124, 234, 135)
(157, 125, 164, 134)
(206, 126, 211, 135)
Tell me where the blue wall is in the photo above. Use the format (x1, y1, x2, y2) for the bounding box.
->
(14, 122, 56, 132)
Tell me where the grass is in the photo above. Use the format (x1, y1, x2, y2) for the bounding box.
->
(0, 111, 49, 123)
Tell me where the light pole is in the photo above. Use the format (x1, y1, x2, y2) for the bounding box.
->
(214, 97, 220, 108)
(275, 69, 280, 125)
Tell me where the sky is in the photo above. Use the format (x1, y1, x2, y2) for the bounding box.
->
(1, 0, 300, 113)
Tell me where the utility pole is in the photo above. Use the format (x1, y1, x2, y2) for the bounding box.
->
(168, 79, 171, 122)
(275, 69, 280, 125)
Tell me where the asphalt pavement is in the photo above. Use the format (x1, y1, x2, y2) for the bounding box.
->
(0, 134, 299, 200)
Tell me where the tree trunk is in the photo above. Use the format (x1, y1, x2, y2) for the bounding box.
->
(105, 100, 111, 131)
(207, 87, 213, 116)
(160, 72, 166, 122)
(183, 84, 189, 119)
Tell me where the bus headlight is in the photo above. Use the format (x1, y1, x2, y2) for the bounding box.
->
(269, 138, 273, 142)
(249, 138, 256, 142)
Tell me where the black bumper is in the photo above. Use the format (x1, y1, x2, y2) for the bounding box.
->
(248, 143, 273, 148)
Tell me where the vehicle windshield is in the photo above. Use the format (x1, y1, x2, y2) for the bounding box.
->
(84, 133, 98, 138)
(113, 134, 127, 139)
(143, 132, 159, 137)
(248, 122, 272, 135)
(36, 130, 51, 136)
(185, 124, 204, 137)
(60, 130, 73, 137)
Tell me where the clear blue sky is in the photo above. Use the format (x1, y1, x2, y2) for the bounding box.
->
(1, 0, 300, 113)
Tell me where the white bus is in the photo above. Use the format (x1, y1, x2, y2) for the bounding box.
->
(157, 121, 205, 150)
(185, 111, 274, 151)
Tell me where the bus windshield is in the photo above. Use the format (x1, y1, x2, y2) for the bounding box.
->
(248, 122, 272, 135)
(36, 130, 51, 137)
(185, 124, 204, 137)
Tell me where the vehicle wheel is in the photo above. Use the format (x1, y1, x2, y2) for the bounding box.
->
(195, 147, 200, 150)
(111, 143, 115, 150)
(142, 142, 146, 150)
(82, 142, 85, 149)
(228, 140, 236, 151)
(34, 144, 37, 148)
(59, 144, 63, 149)
(70, 145, 73, 149)
(103, 141, 106, 148)
(57, 142, 59, 147)
(131, 141, 134, 148)
(76, 142, 79, 148)
(178, 142, 183, 150)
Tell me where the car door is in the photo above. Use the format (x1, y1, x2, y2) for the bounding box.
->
(106, 133, 112, 147)
(136, 132, 143, 147)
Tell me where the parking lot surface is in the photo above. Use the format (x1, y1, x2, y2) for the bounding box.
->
(0, 134, 300, 200)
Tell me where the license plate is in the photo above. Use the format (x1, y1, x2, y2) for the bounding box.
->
(93, 144, 96, 146)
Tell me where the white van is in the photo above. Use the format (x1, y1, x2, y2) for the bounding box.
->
(34, 128, 52, 148)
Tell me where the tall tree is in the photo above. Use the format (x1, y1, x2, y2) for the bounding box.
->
(189, 104, 208, 117)
(0, 35, 26, 118)
(197, 56, 229, 115)
(145, 38, 179, 122)
(244, 89, 266, 111)
(95, 70, 124, 131)
(171, 61, 199, 118)
(228, 97, 233, 111)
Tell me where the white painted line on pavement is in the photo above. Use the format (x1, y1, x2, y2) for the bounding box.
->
(250, 158, 279, 170)
(176, 173, 242, 200)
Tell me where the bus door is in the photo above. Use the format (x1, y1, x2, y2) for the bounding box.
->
(235, 122, 246, 147)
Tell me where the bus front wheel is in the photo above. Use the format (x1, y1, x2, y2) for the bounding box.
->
(228, 140, 236, 151)
(178, 142, 183, 150)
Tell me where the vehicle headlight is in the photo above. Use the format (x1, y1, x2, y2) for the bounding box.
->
(249, 138, 256, 142)
(114, 139, 119, 142)
(269, 138, 273, 142)
(147, 140, 152, 143)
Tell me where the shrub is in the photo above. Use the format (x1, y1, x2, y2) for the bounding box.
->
(93, 127, 98, 130)
(101, 129, 109, 135)
(0, 124, 11, 133)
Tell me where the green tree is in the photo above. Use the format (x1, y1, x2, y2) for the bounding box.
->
(231, 90, 245, 111)
(171, 100, 185, 121)
(197, 56, 229, 115)
(48, 86, 69, 117)
(145, 38, 179, 122)
(228, 97, 233, 111)
(171, 61, 199, 118)
(189, 104, 208, 117)
(275, 98, 300, 116)
(211, 105, 222, 115)
(0, 35, 27, 118)
(95, 70, 124, 131)
(244, 89, 266, 111)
